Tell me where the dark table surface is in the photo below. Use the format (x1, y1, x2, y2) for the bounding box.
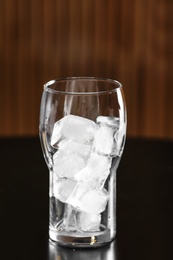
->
(0, 137, 173, 260)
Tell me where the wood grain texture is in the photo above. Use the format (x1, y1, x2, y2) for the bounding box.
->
(0, 0, 173, 138)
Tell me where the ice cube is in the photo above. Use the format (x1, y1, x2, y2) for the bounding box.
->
(61, 205, 101, 232)
(53, 150, 86, 179)
(51, 115, 96, 147)
(77, 211, 101, 232)
(67, 182, 109, 214)
(59, 139, 92, 160)
(93, 116, 120, 156)
(96, 116, 119, 128)
(53, 179, 77, 203)
(75, 153, 112, 190)
(93, 125, 115, 156)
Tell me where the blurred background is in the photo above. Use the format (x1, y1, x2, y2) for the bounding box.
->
(0, 0, 173, 138)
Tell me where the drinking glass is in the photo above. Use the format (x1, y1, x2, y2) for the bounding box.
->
(39, 77, 127, 248)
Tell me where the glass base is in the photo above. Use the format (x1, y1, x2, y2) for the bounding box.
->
(49, 226, 116, 248)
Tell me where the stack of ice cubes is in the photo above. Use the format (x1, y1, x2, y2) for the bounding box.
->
(51, 114, 121, 232)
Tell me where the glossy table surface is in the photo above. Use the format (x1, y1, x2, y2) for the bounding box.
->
(0, 137, 173, 260)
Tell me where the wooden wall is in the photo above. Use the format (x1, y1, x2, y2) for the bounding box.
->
(0, 0, 173, 138)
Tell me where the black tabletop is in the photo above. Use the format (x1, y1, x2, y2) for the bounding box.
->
(0, 137, 173, 260)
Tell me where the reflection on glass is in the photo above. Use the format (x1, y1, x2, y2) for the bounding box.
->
(48, 239, 117, 260)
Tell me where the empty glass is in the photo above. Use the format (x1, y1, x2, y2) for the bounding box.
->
(39, 77, 127, 247)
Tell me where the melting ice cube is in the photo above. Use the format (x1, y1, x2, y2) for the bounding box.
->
(53, 150, 86, 179)
(54, 179, 77, 203)
(114, 122, 126, 156)
(61, 204, 77, 231)
(75, 152, 112, 190)
(67, 182, 109, 214)
(51, 115, 96, 147)
(93, 116, 120, 156)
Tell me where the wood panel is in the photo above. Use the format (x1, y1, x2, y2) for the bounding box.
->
(0, 0, 173, 138)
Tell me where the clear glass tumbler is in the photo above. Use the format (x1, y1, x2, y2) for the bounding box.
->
(39, 77, 127, 248)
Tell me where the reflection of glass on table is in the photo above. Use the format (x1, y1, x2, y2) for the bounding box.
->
(48, 239, 117, 260)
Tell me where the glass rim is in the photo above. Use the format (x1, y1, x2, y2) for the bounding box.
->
(43, 77, 122, 95)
